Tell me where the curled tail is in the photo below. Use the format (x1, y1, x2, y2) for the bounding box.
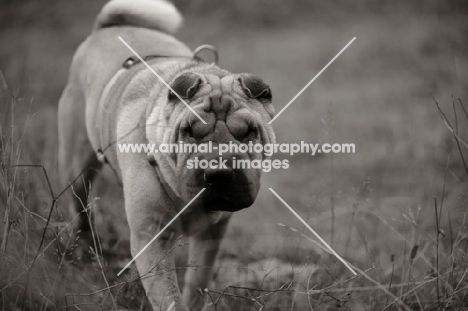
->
(93, 0, 183, 34)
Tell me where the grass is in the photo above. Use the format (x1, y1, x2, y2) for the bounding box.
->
(1, 0, 468, 310)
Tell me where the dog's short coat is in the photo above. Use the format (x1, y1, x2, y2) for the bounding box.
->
(58, 1, 275, 309)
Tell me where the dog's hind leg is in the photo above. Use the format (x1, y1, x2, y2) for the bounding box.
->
(58, 82, 102, 241)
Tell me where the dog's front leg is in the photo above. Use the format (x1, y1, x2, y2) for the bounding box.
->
(182, 216, 230, 310)
(129, 207, 186, 311)
(121, 160, 188, 311)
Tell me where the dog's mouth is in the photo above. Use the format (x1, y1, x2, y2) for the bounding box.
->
(202, 192, 254, 212)
(179, 151, 263, 213)
(185, 180, 256, 212)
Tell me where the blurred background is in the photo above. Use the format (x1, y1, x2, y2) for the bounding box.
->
(1, 0, 468, 310)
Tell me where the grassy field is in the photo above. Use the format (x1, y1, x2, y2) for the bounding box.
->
(1, 0, 468, 310)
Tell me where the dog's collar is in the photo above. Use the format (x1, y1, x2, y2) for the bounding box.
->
(122, 44, 219, 69)
(122, 54, 185, 69)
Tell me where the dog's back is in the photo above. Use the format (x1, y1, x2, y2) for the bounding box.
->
(65, 0, 192, 159)
(69, 0, 191, 115)
(59, 0, 191, 190)
(93, 0, 183, 34)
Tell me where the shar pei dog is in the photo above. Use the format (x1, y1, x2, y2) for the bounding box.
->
(58, 0, 276, 310)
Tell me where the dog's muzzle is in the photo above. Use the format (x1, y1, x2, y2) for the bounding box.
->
(184, 154, 259, 212)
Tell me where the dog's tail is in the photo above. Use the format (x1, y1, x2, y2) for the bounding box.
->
(93, 0, 183, 34)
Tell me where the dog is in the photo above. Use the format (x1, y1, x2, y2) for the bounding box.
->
(58, 0, 276, 309)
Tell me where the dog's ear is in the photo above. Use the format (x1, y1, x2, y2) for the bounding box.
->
(238, 74, 272, 101)
(169, 72, 202, 100)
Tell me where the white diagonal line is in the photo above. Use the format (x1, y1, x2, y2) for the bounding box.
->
(117, 188, 206, 276)
(166, 301, 175, 311)
(268, 188, 357, 275)
(268, 37, 356, 124)
(118, 36, 207, 124)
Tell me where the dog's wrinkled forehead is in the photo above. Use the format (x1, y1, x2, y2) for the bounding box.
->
(169, 71, 271, 102)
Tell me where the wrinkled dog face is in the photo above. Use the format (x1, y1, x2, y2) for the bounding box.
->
(148, 68, 276, 212)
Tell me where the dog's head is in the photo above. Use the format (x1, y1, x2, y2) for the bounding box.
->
(147, 66, 276, 212)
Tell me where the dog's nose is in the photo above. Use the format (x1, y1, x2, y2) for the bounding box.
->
(204, 168, 234, 184)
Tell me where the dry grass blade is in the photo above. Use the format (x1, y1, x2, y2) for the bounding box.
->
(432, 94, 468, 150)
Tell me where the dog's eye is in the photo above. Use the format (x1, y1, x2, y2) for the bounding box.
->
(246, 126, 259, 139)
(169, 72, 202, 100)
(238, 74, 272, 101)
(184, 125, 194, 138)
